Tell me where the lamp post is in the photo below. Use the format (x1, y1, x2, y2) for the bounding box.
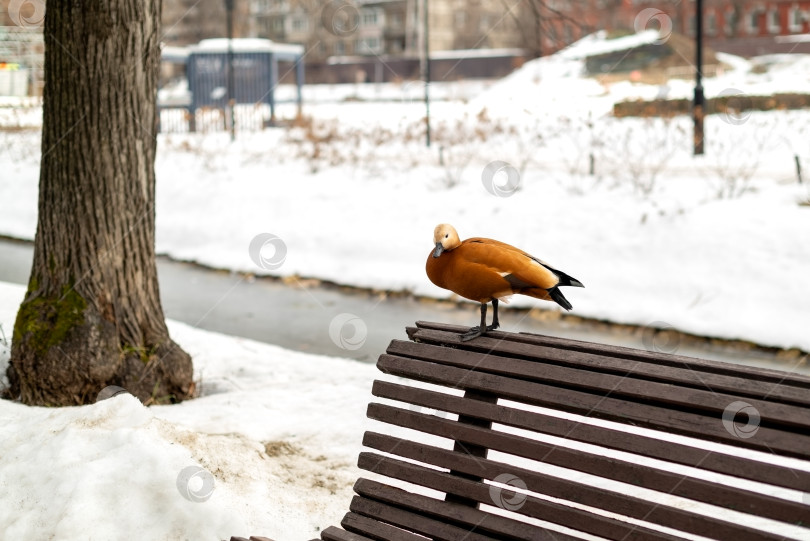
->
(423, 0, 431, 147)
(225, 0, 235, 141)
(694, 0, 704, 155)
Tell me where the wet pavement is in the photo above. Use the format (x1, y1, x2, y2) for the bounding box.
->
(1, 237, 807, 373)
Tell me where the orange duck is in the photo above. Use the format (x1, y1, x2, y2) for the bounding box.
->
(426, 224, 584, 341)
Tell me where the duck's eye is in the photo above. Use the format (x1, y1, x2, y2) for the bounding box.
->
(445, 234, 449, 238)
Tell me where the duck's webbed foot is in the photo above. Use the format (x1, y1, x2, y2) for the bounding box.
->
(459, 301, 496, 341)
(460, 325, 485, 341)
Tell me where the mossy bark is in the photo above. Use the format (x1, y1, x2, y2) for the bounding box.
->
(5, 0, 193, 406)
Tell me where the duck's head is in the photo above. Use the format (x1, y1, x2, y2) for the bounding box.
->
(432, 224, 461, 258)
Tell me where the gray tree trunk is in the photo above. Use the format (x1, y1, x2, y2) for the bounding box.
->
(6, 0, 194, 406)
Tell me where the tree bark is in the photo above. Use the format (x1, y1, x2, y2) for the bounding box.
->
(6, 0, 194, 406)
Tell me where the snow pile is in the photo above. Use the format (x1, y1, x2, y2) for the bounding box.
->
(0, 282, 378, 540)
(0, 393, 246, 539)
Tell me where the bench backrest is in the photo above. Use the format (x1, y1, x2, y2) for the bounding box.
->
(343, 321, 810, 541)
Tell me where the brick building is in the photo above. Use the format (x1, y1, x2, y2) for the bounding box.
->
(615, 0, 810, 55)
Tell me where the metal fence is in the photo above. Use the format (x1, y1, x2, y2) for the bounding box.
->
(157, 104, 274, 134)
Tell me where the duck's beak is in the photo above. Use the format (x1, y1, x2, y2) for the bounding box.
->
(433, 242, 444, 258)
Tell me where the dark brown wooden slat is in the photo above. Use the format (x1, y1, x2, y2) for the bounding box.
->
(249, 537, 274, 541)
(377, 354, 810, 458)
(320, 525, 376, 541)
(356, 451, 686, 541)
(359, 448, 778, 541)
(365, 403, 810, 526)
(407, 327, 810, 412)
(411, 321, 810, 387)
(386, 339, 810, 427)
(372, 380, 810, 492)
(353, 478, 581, 541)
(351, 495, 501, 541)
(388, 337, 810, 408)
(341, 512, 425, 541)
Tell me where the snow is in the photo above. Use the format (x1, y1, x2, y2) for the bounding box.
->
(193, 38, 305, 56)
(0, 281, 378, 540)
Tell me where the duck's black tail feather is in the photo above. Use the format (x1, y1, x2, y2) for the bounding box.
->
(548, 286, 573, 310)
(555, 269, 584, 288)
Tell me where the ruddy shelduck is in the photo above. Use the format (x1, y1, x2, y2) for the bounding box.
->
(426, 224, 584, 341)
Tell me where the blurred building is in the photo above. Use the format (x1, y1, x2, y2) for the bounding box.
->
(0, 0, 45, 95)
(610, 0, 810, 56)
(247, 0, 599, 61)
(162, 0, 252, 45)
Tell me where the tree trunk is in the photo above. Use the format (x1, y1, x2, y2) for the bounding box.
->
(6, 0, 194, 406)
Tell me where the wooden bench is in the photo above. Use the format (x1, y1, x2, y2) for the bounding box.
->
(315, 321, 810, 541)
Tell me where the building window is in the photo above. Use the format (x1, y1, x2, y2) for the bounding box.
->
(563, 24, 573, 43)
(355, 37, 381, 54)
(706, 11, 717, 36)
(390, 13, 403, 28)
(788, 6, 804, 32)
(687, 14, 696, 37)
(361, 9, 381, 27)
(767, 9, 781, 33)
(725, 9, 738, 37)
(747, 9, 762, 34)
(272, 17, 284, 32)
(480, 15, 492, 33)
(334, 41, 345, 55)
(455, 12, 466, 28)
(290, 14, 308, 33)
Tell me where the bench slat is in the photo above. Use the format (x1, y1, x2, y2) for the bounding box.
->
(357, 451, 685, 541)
(320, 525, 376, 541)
(411, 321, 810, 388)
(389, 338, 810, 408)
(341, 512, 424, 541)
(358, 448, 762, 541)
(351, 495, 501, 541)
(353, 478, 581, 541)
(386, 339, 810, 427)
(365, 403, 810, 526)
(377, 354, 810, 458)
(372, 380, 810, 492)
